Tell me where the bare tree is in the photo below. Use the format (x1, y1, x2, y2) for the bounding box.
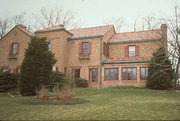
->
(0, 13, 27, 39)
(104, 17, 126, 32)
(0, 18, 11, 39)
(133, 18, 139, 31)
(149, 5, 180, 87)
(11, 13, 26, 25)
(166, 5, 180, 87)
(141, 15, 163, 30)
(32, 5, 81, 30)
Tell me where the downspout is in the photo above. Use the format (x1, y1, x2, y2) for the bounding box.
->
(99, 36, 103, 88)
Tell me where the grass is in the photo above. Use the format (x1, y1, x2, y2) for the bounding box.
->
(0, 88, 180, 120)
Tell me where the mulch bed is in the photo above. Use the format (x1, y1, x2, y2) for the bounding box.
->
(19, 97, 90, 105)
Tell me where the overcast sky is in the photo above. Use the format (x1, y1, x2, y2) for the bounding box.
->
(0, 0, 179, 31)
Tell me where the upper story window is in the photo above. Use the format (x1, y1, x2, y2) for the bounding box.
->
(128, 46, 136, 57)
(10, 43, 19, 55)
(82, 42, 90, 55)
(125, 45, 139, 57)
(79, 42, 91, 56)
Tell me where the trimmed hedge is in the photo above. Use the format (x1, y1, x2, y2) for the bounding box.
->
(75, 78, 88, 88)
(0, 72, 18, 92)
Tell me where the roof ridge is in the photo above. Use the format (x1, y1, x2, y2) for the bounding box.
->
(16, 26, 34, 36)
(116, 29, 161, 34)
(35, 24, 64, 32)
(69, 25, 114, 31)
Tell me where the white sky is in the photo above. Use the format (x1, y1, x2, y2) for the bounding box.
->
(0, 0, 179, 31)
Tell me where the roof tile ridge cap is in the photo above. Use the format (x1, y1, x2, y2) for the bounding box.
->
(16, 26, 34, 36)
(116, 29, 161, 35)
(36, 25, 64, 31)
(69, 25, 114, 31)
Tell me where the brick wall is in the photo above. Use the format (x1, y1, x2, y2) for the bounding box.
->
(0, 27, 31, 73)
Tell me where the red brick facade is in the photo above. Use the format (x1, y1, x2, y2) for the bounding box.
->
(0, 24, 167, 88)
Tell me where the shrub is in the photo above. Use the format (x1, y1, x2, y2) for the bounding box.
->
(55, 78, 75, 99)
(56, 84, 74, 99)
(36, 85, 49, 100)
(0, 72, 18, 92)
(147, 48, 174, 90)
(50, 71, 65, 90)
(75, 78, 88, 88)
(20, 37, 56, 96)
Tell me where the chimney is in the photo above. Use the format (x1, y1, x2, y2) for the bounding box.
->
(58, 24, 64, 28)
(16, 24, 27, 30)
(161, 24, 167, 32)
(161, 24, 168, 51)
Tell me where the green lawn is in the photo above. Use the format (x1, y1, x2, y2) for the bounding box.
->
(0, 88, 180, 120)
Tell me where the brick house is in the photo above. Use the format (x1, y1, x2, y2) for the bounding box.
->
(0, 24, 167, 88)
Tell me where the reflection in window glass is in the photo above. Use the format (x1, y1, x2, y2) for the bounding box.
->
(140, 67, 148, 80)
(105, 68, 118, 80)
(122, 67, 137, 80)
(132, 68, 137, 80)
(89, 68, 98, 82)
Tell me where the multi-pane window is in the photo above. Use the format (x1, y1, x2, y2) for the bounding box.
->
(122, 67, 137, 80)
(12, 43, 18, 55)
(140, 67, 148, 80)
(17, 68, 21, 74)
(89, 68, 98, 82)
(128, 46, 136, 57)
(105, 68, 118, 80)
(82, 42, 90, 55)
(2, 68, 9, 72)
(48, 43, 52, 51)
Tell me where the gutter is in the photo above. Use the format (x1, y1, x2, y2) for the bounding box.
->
(35, 28, 73, 36)
(103, 60, 150, 64)
(68, 35, 103, 40)
(108, 38, 161, 45)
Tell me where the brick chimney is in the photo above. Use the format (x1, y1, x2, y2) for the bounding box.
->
(16, 24, 27, 30)
(161, 24, 168, 51)
(58, 24, 64, 28)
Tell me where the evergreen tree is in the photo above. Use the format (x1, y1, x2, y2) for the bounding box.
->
(147, 48, 174, 90)
(19, 37, 56, 96)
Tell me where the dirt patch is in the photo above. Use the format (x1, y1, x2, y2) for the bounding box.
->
(20, 97, 90, 105)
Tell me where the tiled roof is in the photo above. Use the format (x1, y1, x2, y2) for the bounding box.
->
(16, 25, 34, 37)
(69, 25, 114, 38)
(104, 56, 151, 63)
(109, 29, 162, 43)
(35, 25, 65, 33)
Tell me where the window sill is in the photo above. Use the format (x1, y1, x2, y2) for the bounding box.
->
(104, 80, 119, 82)
(140, 80, 147, 83)
(79, 54, 90, 60)
(8, 55, 17, 59)
(127, 56, 139, 57)
(89, 81, 98, 83)
(122, 80, 137, 83)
